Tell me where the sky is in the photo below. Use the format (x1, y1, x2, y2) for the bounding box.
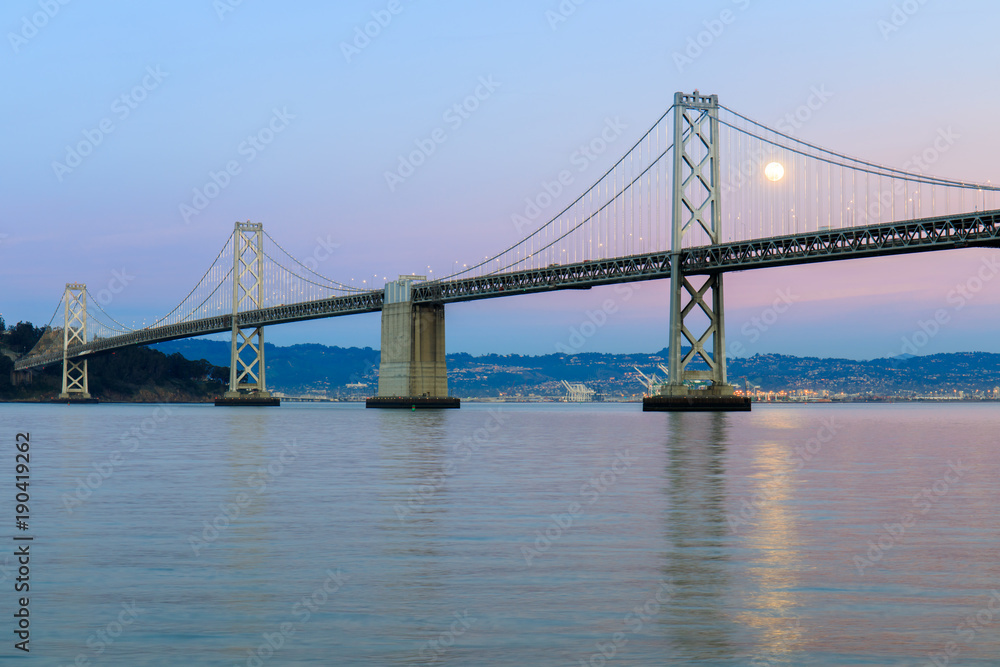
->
(4, 0, 1000, 360)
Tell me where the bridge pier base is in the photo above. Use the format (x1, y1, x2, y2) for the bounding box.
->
(643, 392, 749, 412)
(367, 276, 459, 410)
(11, 370, 32, 386)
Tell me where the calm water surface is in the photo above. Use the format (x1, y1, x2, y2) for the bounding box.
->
(0, 402, 997, 665)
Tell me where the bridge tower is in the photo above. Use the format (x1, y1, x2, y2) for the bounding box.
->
(217, 221, 279, 406)
(645, 92, 749, 411)
(366, 275, 459, 409)
(59, 283, 92, 401)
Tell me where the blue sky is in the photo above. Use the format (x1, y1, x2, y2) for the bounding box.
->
(4, 0, 1000, 358)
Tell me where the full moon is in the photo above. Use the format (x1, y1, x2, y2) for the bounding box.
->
(764, 162, 785, 182)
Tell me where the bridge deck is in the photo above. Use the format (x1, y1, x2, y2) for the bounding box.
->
(16, 210, 1000, 370)
(413, 210, 1000, 303)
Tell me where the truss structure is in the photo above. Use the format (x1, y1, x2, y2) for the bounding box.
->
(664, 92, 730, 395)
(60, 283, 90, 399)
(226, 221, 269, 397)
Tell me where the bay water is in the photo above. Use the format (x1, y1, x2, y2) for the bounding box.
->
(0, 402, 997, 665)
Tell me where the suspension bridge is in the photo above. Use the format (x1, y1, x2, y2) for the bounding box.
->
(14, 92, 1000, 410)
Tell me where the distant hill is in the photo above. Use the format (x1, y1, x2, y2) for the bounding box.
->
(152, 340, 381, 391)
(6, 314, 998, 400)
(730, 352, 1000, 396)
(153, 340, 1000, 398)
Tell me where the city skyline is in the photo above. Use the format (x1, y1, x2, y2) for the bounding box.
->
(5, 1, 1000, 359)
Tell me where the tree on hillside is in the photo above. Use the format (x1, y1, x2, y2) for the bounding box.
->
(3, 321, 43, 355)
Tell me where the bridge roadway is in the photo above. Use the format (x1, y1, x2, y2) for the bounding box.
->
(16, 209, 1000, 371)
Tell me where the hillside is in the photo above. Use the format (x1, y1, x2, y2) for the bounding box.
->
(0, 319, 229, 402)
(153, 340, 1000, 399)
(6, 313, 998, 401)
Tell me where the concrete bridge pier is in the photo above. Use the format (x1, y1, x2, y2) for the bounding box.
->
(367, 276, 459, 409)
(11, 369, 32, 386)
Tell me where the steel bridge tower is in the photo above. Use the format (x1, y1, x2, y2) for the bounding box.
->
(218, 221, 279, 406)
(59, 283, 92, 400)
(646, 92, 748, 411)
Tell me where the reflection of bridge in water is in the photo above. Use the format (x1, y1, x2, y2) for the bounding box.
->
(17, 92, 1000, 411)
